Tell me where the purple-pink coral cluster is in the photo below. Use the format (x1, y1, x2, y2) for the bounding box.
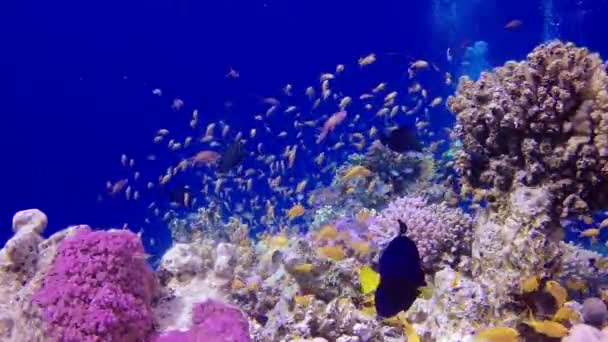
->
(32, 226, 157, 342)
(368, 196, 473, 272)
(154, 299, 251, 342)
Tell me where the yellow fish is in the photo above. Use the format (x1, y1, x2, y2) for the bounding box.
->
(545, 280, 567, 307)
(402, 317, 420, 342)
(520, 275, 540, 293)
(342, 165, 372, 181)
(552, 306, 580, 322)
(526, 318, 568, 338)
(473, 327, 519, 342)
(287, 204, 305, 220)
(358, 266, 380, 295)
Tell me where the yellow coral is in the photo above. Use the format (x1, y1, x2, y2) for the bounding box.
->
(294, 294, 314, 306)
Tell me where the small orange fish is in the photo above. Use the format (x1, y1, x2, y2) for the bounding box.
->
(191, 150, 221, 166)
(504, 19, 522, 30)
(287, 204, 305, 220)
(317, 110, 347, 143)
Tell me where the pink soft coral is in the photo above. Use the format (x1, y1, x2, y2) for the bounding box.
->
(154, 299, 251, 342)
(32, 226, 157, 342)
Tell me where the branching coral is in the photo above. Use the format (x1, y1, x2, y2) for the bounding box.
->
(368, 196, 473, 272)
(32, 227, 157, 342)
(448, 41, 608, 218)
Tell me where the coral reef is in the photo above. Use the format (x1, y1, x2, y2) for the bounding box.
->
(154, 299, 250, 342)
(555, 242, 608, 295)
(406, 267, 487, 341)
(368, 196, 473, 272)
(470, 184, 562, 313)
(449, 40, 608, 218)
(0, 209, 78, 341)
(32, 226, 158, 342)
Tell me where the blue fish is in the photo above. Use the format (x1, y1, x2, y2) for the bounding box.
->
(375, 220, 426, 318)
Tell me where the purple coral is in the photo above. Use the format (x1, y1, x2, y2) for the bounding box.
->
(154, 299, 251, 342)
(32, 226, 157, 342)
(368, 196, 473, 272)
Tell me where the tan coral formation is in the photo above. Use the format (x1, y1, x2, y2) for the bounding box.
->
(448, 41, 608, 218)
(0, 209, 80, 342)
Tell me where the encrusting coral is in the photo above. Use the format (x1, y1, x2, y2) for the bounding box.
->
(32, 226, 158, 342)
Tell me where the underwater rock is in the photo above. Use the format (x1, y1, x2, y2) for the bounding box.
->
(0, 210, 80, 342)
(582, 298, 608, 327)
(471, 184, 561, 316)
(158, 240, 214, 284)
(12, 209, 47, 234)
(406, 266, 486, 342)
(563, 324, 608, 342)
(214, 242, 237, 279)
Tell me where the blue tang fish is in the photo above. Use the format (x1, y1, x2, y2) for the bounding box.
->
(375, 219, 426, 318)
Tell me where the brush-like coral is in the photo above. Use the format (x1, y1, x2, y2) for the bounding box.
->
(448, 41, 608, 217)
(368, 196, 473, 272)
(31, 227, 157, 342)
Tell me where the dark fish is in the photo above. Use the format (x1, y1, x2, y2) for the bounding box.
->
(217, 140, 246, 173)
(380, 125, 421, 153)
(375, 220, 426, 318)
(164, 185, 190, 207)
